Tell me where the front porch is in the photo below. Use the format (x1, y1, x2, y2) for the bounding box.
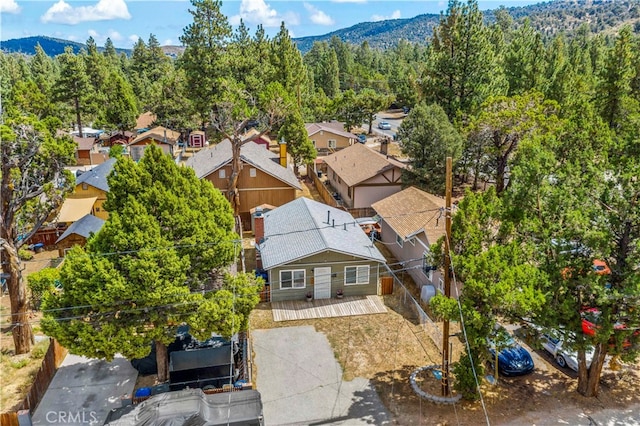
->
(271, 295, 387, 322)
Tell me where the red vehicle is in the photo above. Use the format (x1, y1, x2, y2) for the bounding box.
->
(581, 308, 639, 349)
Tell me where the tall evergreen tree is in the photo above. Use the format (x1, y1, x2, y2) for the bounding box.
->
(179, 0, 232, 126)
(424, 0, 503, 120)
(54, 47, 91, 137)
(397, 102, 463, 194)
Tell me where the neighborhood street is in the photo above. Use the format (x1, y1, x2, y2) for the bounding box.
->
(252, 325, 391, 425)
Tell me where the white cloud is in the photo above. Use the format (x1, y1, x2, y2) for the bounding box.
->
(331, 0, 366, 3)
(371, 10, 401, 22)
(107, 30, 123, 42)
(230, 0, 279, 27)
(128, 34, 140, 44)
(41, 0, 131, 25)
(163, 39, 175, 46)
(0, 0, 21, 14)
(304, 3, 334, 26)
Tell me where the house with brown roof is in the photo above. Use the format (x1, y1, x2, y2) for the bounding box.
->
(305, 122, 359, 153)
(185, 139, 301, 225)
(372, 187, 452, 296)
(324, 143, 406, 209)
(73, 136, 97, 166)
(128, 126, 181, 161)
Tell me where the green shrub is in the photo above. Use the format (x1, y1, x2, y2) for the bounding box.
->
(18, 248, 34, 261)
(452, 352, 484, 401)
(30, 340, 50, 359)
(10, 358, 30, 369)
(28, 267, 60, 309)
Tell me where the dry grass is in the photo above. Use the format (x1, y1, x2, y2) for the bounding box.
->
(1, 249, 59, 412)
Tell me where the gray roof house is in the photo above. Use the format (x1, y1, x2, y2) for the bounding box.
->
(186, 139, 301, 225)
(68, 157, 116, 221)
(255, 197, 386, 302)
(55, 213, 105, 256)
(75, 157, 116, 193)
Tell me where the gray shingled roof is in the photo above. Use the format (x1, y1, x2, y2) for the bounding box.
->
(305, 122, 359, 140)
(55, 214, 105, 244)
(258, 197, 385, 269)
(185, 140, 301, 190)
(75, 158, 116, 192)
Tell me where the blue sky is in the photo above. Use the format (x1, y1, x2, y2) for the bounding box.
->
(0, 0, 540, 48)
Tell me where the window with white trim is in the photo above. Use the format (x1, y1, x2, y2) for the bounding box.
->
(328, 139, 337, 149)
(396, 234, 404, 247)
(249, 168, 257, 177)
(408, 237, 415, 246)
(219, 169, 226, 179)
(82, 183, 88, 190)
(344, 266, 369, 285)
(280, 270, 305, 289)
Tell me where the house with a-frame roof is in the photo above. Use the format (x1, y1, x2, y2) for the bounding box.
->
(66, 158, 116, 220)
(255, 197, 386, 302)
(186, 139, 301, 225)
(305, 122, 359, 153)
(55, 214, 105, 257)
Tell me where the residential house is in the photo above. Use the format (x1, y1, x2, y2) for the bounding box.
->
(324, 143, 406, 209)
(73, 136, 97, 166)
(186, 140, 301, 225)
(371, 186, 447, 294)
(67, 157, 116, 220)
(55, 214, 105, 257)
(100, 131, 135, 147)
(255, 197, 386, 302)
(128, 126, 181, 161)
(305, 122, 358, 153)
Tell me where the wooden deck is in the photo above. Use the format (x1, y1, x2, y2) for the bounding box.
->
(271, 295, 387, 322)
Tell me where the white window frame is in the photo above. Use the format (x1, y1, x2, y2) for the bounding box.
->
(280, 269, 305, 289)
(408, 237, 415, 246)
(396, 234, 404, 247)
(344, 265, 370, 285)
(219, 169, 226, 179)
(249, 168, 257, 177)
(82, 183, 88, 190)
(328, 139, 337, 149)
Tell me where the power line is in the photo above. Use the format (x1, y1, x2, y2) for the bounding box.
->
(445, 230, 491, 426)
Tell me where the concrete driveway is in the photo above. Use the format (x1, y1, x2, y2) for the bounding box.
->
(31, 354, 137, 426)
(252, 326, 391, 425)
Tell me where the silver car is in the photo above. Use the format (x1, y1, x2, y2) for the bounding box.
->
(540, 332, 593, 372)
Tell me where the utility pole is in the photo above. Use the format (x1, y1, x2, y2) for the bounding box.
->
(441, 156, 452, 396)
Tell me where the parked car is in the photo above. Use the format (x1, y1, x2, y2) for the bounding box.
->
(539, 332, 593, 372)
(358, 133, 367, 143)
(487, 326, 535, 376)
(378, 121, 391, 130)
(580, 308, 639, 350)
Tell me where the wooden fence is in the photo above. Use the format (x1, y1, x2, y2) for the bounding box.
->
(311, 172, 341, 209)
(1, 339, 67, 424)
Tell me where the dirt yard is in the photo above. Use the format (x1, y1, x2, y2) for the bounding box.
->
(249, 286, 640, 425)
(0, 249, 59, 412)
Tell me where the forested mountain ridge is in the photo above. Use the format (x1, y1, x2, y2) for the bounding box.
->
(0, 36, 131, 56)
(3, 0, 640, 56)
(294, 0, 640, 51)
